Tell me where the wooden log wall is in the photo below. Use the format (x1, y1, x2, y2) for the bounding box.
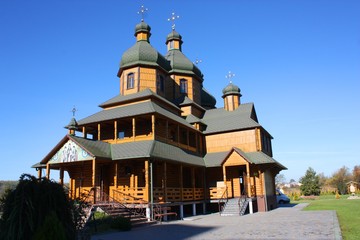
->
(206, 129, 257, 153)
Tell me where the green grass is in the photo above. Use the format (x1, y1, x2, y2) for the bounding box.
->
(297, 195, 360, 240)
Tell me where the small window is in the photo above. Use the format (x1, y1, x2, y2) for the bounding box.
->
(180, 79, 188, 94)
(127, 73, 135, 89)
(118, 131, 125, 139)
(157, 75, 165, 92)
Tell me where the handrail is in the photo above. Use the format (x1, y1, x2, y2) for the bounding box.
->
(218, 187, 228, 214)
(238, 188, 248, 215)
(112, 189, 148, 206)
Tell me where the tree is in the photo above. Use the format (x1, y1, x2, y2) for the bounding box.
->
(0, 174, 76, 240)
(299, 167, 321, 196)
(330, 166, 351, 194)
(275, 173, 286, 188)
(352, 165, 360, 183)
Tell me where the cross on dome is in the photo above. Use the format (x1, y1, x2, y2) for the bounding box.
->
(168, 12, 180, 30)
(71, 106, 78, 117)
(194, 58, 202, 65)
(225, 71, 235, 83)
(137, 5, 148, 22)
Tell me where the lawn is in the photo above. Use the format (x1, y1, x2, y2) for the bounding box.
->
(297, 195, 360, 240)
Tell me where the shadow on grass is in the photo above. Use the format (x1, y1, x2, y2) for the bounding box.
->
(91, 223, 217, 240)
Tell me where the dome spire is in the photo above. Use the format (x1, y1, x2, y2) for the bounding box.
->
(222, 72, 242, 111)
(168, 12, 180, 31)
(137, 5, 148, 22)
(65, 106, 78, 135)
(225, 71, 235, 84)
(134, 5, 151, 42)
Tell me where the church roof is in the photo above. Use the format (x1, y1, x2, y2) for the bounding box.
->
(201, 103, 260, 134)
(165, 49, 202, 79)
(36, 136, 204, 167)
(204, 147, 286, 169)
(201, 87, 217, 109)
(99, 89, 179, 110)
(78, 100, 195, 129)
(119, 40, 171, 71)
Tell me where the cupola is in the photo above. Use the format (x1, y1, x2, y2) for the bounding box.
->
(222, 82, 242, 111)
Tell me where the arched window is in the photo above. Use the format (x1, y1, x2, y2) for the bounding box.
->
(157, 75, 165, 92)
(127, 73, 134, 89)
(180, 79, 188, 94)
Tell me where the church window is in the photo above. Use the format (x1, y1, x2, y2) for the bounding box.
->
(180, 79, 188, 94)
(127, 73, 135, 89)
(157, 75, 165, 92)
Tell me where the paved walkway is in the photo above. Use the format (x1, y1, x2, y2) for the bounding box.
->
(91, 203, 342, 240)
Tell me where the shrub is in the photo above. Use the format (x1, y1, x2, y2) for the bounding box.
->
(0, 174, 76, 240)
(110, 216, 131, 231)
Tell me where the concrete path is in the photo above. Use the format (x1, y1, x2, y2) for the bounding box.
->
(91, 203, 342, 240)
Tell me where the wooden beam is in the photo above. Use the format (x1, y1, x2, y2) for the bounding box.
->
(164, 162, 167, 202)
(180, 164, 183, 201)
(114, 120, 118, 142)
(37, 168, 42, 179)
(115, 162, 118, 188)
(144, 160, 149, 202)
(46, 164, 50, 179)
(151, 115, 155, 138)
(59, 168, 64, 186)
(132, 118, 136, 141)
(97, 123, 101, 140)
(92, 158, 96, 204)
(246, 163, 251, 197)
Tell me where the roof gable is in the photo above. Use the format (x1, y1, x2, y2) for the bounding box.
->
(41, 135, 111, 165)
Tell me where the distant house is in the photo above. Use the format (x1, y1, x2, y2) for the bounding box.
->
(32, 18, 286, 219)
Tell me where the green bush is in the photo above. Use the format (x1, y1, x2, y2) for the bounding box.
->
(32, 211, 67, 240)
(0, 174, 76, 240)
(110, 216, 131, 231)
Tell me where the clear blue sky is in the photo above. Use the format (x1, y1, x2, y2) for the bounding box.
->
(1, 0, 359, 182)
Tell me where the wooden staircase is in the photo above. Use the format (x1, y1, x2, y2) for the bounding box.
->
(220, 197, 249, 216)
(93, 201, 156, 228)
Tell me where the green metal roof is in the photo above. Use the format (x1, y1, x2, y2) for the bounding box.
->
(78, 100, 195, 129)
(201, 87, 217, 109)
(222, 82, 241, 96)
(99, 89, 179, 110)
(204, 148, 286, 169)
(201, 103, 260, 134)
(165, 49, 202, 79)
(120, 40, 170, 71)
(70, 135, 111, 159)
(151, 141, 204, 166)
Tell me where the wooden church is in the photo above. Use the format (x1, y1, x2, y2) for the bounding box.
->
(32, 10, 286, 219)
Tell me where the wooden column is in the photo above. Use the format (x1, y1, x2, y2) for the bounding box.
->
(46, 163, 50, 179)
(97, 124, 101, 140)
(151, 115, 155, 138)
(187, 130, 190, 148)
(191, 167, 195, 200)
(180, 164, 183, 201)
(177, 125, 180, 144)
(246, 163, 251, 197)
(144, 160, 150, 202)
(163, 162, 167, 202)
(92, 158, 96, 204)
(114, 162, 118, 188)
(82, 126, 86, 138)
(37, 168, 42, 179)
(132, 118, 136, 141)
(256, 128, 262, 151)
(59, 168, 64, 186)
(114, 120, 118, 141)
(166, 120, 169, 140)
